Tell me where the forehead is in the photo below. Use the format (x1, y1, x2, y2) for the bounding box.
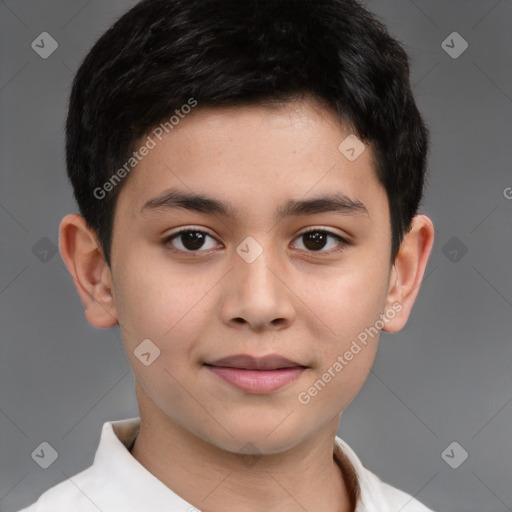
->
(115, 98, 387, 224)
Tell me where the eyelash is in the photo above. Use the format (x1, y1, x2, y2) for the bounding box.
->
(162, 227, 349, 257)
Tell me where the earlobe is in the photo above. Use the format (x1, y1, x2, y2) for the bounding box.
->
(59, 214, 119, 329)
(382, 214, 435, 334)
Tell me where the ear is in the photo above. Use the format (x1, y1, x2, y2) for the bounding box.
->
(382, 214, 435, 333)
(59, 214, 119, 328)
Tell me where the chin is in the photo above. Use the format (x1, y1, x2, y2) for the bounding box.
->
(192, 416, 312, 457)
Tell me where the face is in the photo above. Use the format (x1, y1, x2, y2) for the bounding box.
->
(108, 98, 395, 454)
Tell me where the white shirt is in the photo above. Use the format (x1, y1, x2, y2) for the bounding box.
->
(18, 417, 436, 512)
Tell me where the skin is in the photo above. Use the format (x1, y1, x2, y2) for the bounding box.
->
(59, 97, 434, 512)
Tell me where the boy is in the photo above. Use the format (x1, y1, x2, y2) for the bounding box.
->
(19, 0, 436, 510)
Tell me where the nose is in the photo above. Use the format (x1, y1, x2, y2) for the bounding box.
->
(220, 244, 296, 332)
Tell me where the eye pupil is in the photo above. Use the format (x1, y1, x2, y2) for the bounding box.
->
(182, 231, 205, 250)
(303, 231, 327, 251)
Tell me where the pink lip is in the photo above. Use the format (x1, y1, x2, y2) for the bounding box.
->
(204, 354, 307, 393)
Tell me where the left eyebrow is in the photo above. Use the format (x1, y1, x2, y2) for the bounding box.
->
(140, 188, 369, 219)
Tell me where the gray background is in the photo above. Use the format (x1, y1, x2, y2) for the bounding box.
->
(1, 1, 511, 511)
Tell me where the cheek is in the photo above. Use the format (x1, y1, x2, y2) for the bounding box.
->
(295, 258, 388, 404)
(112, 252, 212, 347)
(112, 259, 211, 399)
(297, 275, 383, 412)
(307, 258, 389, 343)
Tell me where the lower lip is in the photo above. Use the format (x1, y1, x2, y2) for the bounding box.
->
(205, 365, 306, 393)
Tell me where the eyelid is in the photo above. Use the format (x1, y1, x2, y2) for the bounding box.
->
(162, 227, 223, 254)
(295, 226, 349, 240)
(164, 225, 219, 239)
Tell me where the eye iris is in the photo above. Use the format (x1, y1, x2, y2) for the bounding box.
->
(182, 231, 205, 250)
(303, 231, 327, 251)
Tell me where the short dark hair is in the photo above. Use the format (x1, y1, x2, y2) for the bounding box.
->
(66, 0, 429, 267)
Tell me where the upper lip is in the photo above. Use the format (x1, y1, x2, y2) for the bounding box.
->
(205, 354, 306, 370)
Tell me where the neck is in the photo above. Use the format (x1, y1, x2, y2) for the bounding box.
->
(130, 385, 355, 512)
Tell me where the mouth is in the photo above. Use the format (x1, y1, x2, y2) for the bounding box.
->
(204, 354, 308, 393)
(205, 354, 307, 370)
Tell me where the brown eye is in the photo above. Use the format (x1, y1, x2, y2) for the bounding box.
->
(302, 231, 329, 251)
(178, 231, 207, 250)
(164, 229, 219, 253)
(293, 230, 347, 254)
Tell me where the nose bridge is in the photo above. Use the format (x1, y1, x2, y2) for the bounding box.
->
(221, 236, 295, 328)
(235, 238, 281, 299)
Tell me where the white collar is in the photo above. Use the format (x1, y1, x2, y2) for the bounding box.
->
(92, 417, 393, 511)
